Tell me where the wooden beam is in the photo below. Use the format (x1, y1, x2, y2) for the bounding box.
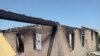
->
(0, 9, 58, 26)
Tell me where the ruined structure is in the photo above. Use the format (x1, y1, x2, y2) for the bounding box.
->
(1, 25, 98, 56)
(0, 9, 99, 56)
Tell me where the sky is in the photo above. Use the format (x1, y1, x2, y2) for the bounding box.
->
(0, 0, 100, 30)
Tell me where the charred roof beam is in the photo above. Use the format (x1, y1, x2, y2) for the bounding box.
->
(0, 9, 59, 26)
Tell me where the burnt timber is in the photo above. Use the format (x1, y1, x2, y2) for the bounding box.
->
(0, 9, 58, 26)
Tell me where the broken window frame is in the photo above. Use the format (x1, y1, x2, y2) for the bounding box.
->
(80, 29, 85, 47)
(33, 33, 42, 50)
(68, 33, 75, 50)
(65, 28, 75, 51)
(16, 33, 24, 53)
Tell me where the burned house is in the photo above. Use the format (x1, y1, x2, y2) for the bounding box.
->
(0, 9, 99, 56)
(1, 25, 98, 56)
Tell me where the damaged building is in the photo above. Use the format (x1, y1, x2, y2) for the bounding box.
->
(1, 25, 98, 56)
(0, 9, 99, 56)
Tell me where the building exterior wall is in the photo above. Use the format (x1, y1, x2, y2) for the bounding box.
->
(3, 25, 97, 56)
(84, 30, 97, 54)
(71, 29, 86, 56)
(3, 32, 17, 53)
(57, 26, 71, 56)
